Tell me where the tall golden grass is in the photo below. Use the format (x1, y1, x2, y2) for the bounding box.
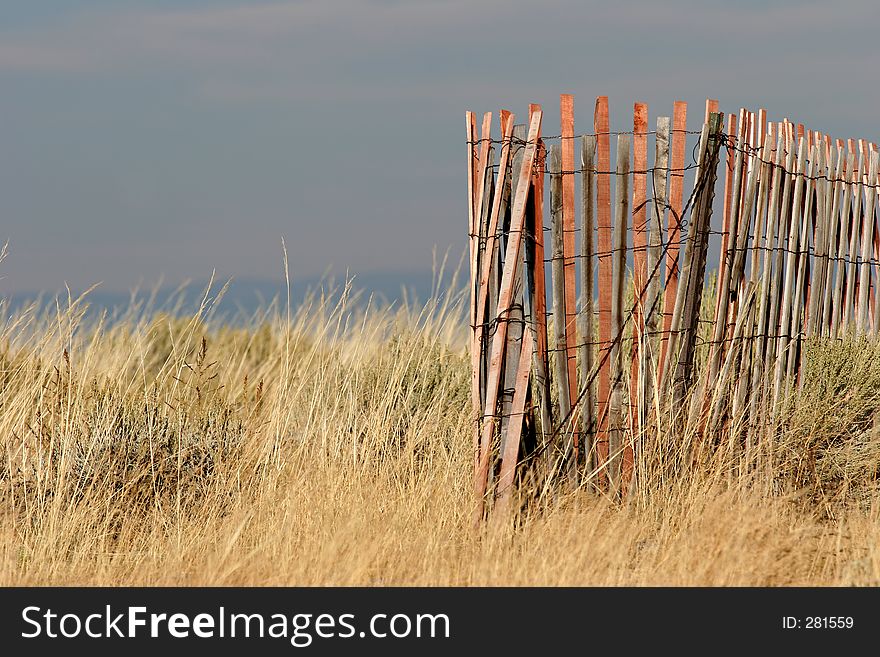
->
(1, 275, 879, 586)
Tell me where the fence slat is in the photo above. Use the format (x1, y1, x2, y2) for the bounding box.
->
(807, 143, 828, 339)
(642, 115, 669, 480)
(629, 102, 649, 478)
(843, 152, 864, 331)
(560, 95, 580, 438)
(496, 328, 535, 514)
(466, 111, 480, 473)
(857, 153, 878, 334)
(709, 113, 746, 382)
(831, 151, 856, 337)
(549, 145, 572, 457)
(609, 134, 630, 493)
(773, 137, 807, 407)
(475, 110, 542, 522)
(580, 134, 597, 473)
(465, 95, 880, 519)
(789, 145, 818, 389)
(659, 101, 688, 389)
(821, 144, 845, 336)
(671, 114, 723, 408)
(528, 104, 553, 447)
(594, 96, 612, 486)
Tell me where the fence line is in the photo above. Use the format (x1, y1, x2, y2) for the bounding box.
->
(467, 96, 880, 521)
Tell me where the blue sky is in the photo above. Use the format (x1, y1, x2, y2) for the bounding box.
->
(0, 0, 876, 293)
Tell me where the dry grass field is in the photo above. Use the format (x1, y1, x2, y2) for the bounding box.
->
(2, 278, 880, 586)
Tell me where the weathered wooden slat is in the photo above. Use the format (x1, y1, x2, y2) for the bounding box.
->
(715, 112, 738, 325)
(629, 102, 649, 463)
(764, 133, 797, 413)
(772, 137, 807, 407)
(821, 144, 845, 336)
(733, 282, 759, 458)
(560, 95, 580, 436)
(594, 96, 612, 485)
(496, 327, 535, 514)
(730, 112, 762, 298)
(642, 116, 669, 472)
(843, 152, 864, 331)
(705, 99, 719, 120)
(527, 104, 553, 447)
(497, 123, 525, 471)
(749, 133, 774, 286)
(472, 112, 493, 273)
(466, 112, 477, 297)
(609, 134, 630, 494)
(757, 109, 767, 148)
(670, 114, 723, 408)
(478, 143, 498, 411)
(730, 109, 755, 328)
(831, 151, 856, 337)
(709, 282, 758, 431)
(579, 134, 597, 473)
(659, 101, 688, 389)
(470, 112, 493, 479)
(808, 143, 831, 337)
(466, 111, 480, 473)
(709, 112, 746, 382)
(874, 222, 880, 334)
(857, 152, 878, 334)
(549, 144, 572, 459)
(472, 114, 515, 440)
(474, 110, 542, 521)
(788, 145, 818, 388)
(752, 132, 785, 430)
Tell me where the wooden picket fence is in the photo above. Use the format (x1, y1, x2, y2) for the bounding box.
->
(467, 95, 880, 520)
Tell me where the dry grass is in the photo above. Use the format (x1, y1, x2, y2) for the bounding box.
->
(1, 280, 879, 586)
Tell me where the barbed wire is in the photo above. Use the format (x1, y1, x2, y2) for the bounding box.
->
(469, 124, 880, 472)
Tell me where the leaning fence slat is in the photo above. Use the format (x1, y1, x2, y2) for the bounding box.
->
(474, 110, 542, 520)
(498, 124, 525, 462)
(496, 328, 535, 514)
(472, 113, 515, 443)
(670, 114, 723, 408)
